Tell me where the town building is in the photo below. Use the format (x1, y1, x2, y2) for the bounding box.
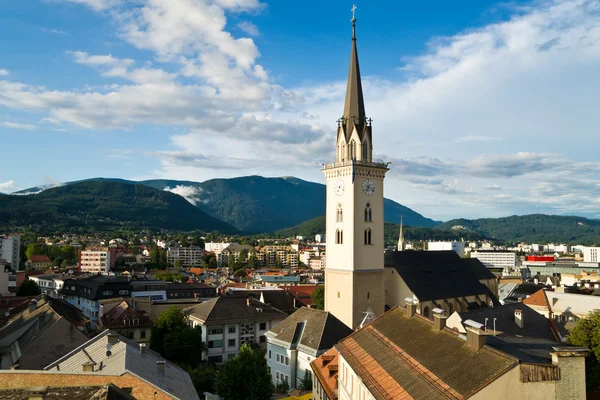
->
(186, 296, 287, 364)
(217, 243, 255, 267)
(25, 255, 53, 271)
(312, 305, 588, 400)
(99, 300, 153, 343)
(384, 251, 499, 318)
(427, 241, 465, 256)
(309, 256, 325, 270)
(315, 234, 325, 243)
(79, 248, 116, 274)
(130, 279, 167, 301)
(524, 289, 600, 331)
(36, 330, 199, 400)
(0, 296, 88, 370)
(60, 275, 131, 328)
(583, 246, 600, 263)
(0, 235, 21, 270)
(256, 274, 300, 287)
(471, 250, 518, 269)
(205, 242, 231, 254)
(266, 307, 352, 389)
(167, 245, 205, 267)
(259, 245, 299, 268)
(29, 273, 66, 298)
(165, 282, 217, 300)
(0, 261, 10, 296)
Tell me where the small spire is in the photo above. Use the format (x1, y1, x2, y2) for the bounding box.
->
(343, 4, 366, 135)
(398, 216, 405, 251)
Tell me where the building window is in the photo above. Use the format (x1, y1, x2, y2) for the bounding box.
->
(228, 326, 236, 334)
(364, 229, 372, 245)
(269, 350, 272, 359)
(362, 139, 369, 160)
(285, 356, 289, 366)
(140, 330, 146, 339)
(208, 355, 223, 363)
(336, 229, 343, 245)
(337, 291, 340, 298)
(259, 322, 267, 330)
(228, 339, 235, 347)
(423, 306, 430, 319)
(209, 328, 224, 335)
(260, 335, 266, 343)
(208, 340, 223, 349)
(350, 140, 356, 160)
(336, 204, 343, 223)
(367, 292, 370, 300)
(364, 203, 372, 222)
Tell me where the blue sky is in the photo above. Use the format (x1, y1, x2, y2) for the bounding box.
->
(1, 0, 600, 221)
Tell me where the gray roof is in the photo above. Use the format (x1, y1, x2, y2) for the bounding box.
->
(266, 307, 352, 356)
(186, 296, 287, 325)
(44, 330, 199, 400)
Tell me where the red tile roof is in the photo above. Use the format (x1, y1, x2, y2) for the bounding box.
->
(29, 255, 51, 263)
(523, 289, 551, 308)
(310, 348, 340, 400)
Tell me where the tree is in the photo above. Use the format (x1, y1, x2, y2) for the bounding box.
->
(150, 245, 161, 266)
(234, 269, 247, 278)
(215, 344, 272, 400)
(568, 310, 600, 392)
(25, 243, 45, 260)
(300, 369, 312, 391)
(18, 279, 41, 296)
(174, 259, 183, 269)
(150, 307, 206, 368)
(311, 286, 325, 310)
(188, 363, 218, 394)
(275, 379, 289, 394)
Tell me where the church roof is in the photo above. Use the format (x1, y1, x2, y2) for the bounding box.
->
(385, 251, 499, 303)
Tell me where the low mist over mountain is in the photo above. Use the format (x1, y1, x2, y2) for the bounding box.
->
(14, 176, 441, 233)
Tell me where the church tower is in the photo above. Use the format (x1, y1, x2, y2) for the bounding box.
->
(323, 8, 389, 329)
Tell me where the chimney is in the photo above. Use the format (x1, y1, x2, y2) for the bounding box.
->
(107, 332, 119, 346)
(433, 308, 447, 331)
(28, 300, 37, 313)
(514, 309, 524, 329)
(405, 297, 416, 317)
(82, 361, 94, 372)
(139, 343, 146, 355)
(156, 360, 166, 374)
(246, 298, 251, 306)
(464, 320, 486, 350)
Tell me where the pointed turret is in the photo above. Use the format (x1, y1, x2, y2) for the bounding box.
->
(398, 217, 405, 251)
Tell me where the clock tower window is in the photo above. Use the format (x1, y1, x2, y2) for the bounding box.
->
(336, 229, 344, 244)
(337, 204, 343, 222)
(364, 229, 372, 245)
(364, 203, 372, 222)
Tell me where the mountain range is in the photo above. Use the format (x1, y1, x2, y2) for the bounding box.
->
(12, 176, 440, 233)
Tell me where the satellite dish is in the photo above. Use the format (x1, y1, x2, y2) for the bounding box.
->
(4, 311, 9, 317)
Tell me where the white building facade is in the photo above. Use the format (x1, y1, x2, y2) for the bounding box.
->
(471, 251, 517, 269)
(0, 236, 21, 270)
(167, 246, 204, 267)
(427, 241, 465, 257)
(80, 249, 112, 273)
(583, 247, 600, 263)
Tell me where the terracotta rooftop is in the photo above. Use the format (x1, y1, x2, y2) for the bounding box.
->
(28, 255, 51, 263)
(334, 307, 518, 400)
(310, 348, 340, 400)
(523, 289, 551, 308)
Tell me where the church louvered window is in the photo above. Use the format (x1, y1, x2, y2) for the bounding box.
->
(364, 228, 372, 245)
(337, 204, 343, 222)
(362, 139, 369, 161)
(336, 229, 343, 244)
(364, 203, 372, 222)
(350, 140, 357, 160)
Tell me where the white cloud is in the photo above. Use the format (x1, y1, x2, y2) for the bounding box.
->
(61, 0, 120, 11)
(164, 185, 202, 205)
(0, 69, 8, 76)
(0, 121, 36, 130)
(41, 28, 68, 35)
(0, 180, 18, 193)
(237, 21, 259, 36)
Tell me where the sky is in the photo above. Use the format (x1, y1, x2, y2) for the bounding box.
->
(1, 0, 600, 222)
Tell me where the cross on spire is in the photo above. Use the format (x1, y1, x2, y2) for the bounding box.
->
(351, 4, 357, 21)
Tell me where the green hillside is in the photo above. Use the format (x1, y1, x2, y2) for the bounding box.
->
(14, 176, 440, 233)
(437, 214, 600, 244)
(0, 181, 237, 233)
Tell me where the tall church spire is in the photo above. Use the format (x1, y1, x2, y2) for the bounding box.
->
(343, 6, 366, 127)
(398, 217, 405, 251)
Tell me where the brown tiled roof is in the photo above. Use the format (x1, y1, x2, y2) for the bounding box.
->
(100, 301, 153, 329)
(28, 255, 51, 263)
(335, 307, 518, 400)
(523, 289, 551, 308)
(310, 348, 340, 400)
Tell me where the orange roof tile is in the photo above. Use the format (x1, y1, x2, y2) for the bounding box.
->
(310, 348, 340, 400)
(523, 289, 551, 308)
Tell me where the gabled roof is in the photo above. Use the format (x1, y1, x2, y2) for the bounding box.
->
(185, 296, 287, 325)
(266, 308, 352, 356)
(28, 255, 51, 263)
(335, 307, 517, 400)
(385, 251, 500, 303)
(44, 330, 199, 400)
(100, 301, 153, 330)
(310, 348, 339, 400)
(259, 290, 304, 314)
(523, 289, 551, 309)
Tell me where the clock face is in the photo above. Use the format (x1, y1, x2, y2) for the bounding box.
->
(362, 179, 375, 196)
(334, 179, 345, 196)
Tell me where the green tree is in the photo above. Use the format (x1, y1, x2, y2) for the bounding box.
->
(25, 243, 45, 260)
(214, 344, 272, 400)
(568, 310, 600, 392)
(276, 379, 289, 394)
(188, 363, 218, 394)
(174, 259, 184, 269)
(311, 286, 325, 310)
(151, 245, 161, 266)
(228, 254, 236, 270)
(233, 269, 247, 278)
(150, 307, 206, 368)
(17, 279, 41, 296)
(300, 369, 312, 391)
(248, 251, 258, 269)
